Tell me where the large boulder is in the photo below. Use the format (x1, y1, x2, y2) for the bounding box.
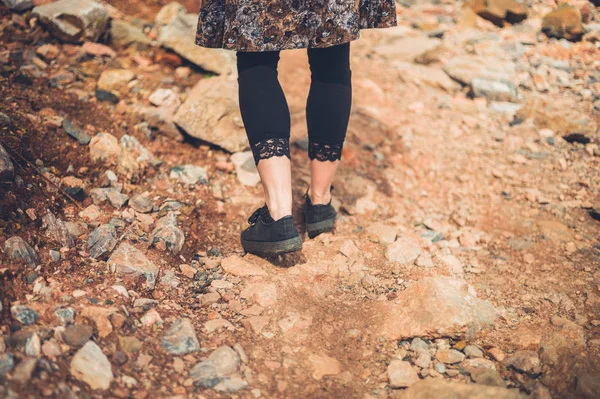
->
(174, 77, 248, 153)
(542, 5, 585, 41)
(32, 0, 110, 44)
(380, 277, 497, 340)
(158, 12, 235, 75)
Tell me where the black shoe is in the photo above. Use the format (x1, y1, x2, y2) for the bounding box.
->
(241, 205, 303, 255)
(303, 189, 336, 239)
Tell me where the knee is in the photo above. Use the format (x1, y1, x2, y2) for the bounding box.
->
(307, 43, 352, 86)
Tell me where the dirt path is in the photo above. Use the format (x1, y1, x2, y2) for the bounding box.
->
(1, 0, 600, 398)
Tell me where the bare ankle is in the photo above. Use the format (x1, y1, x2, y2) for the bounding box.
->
(266, 201, 292, 221)
(308, 187, 331, 205)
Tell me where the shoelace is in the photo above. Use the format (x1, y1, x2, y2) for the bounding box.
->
(248, 206, 267, 225)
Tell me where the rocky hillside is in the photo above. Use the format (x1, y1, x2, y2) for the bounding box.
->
(0, 0, 599, 398)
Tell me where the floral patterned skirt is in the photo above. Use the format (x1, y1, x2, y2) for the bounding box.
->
(195, 0, 397, 52)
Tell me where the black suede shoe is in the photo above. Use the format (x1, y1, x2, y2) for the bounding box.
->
(303, 189, 336, 239)
(241, 205, 303, 255)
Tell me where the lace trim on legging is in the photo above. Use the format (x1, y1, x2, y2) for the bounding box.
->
(251, 138, 290, 165)
(308, 141, 343, 162)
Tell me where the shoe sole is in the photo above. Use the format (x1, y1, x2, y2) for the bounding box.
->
(306, 218, 335, 239)
(241, 235, 303, 255)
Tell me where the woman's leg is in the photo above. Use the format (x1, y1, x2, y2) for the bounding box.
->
(237, 50, 293, 221)
(306, 43, 352, 204)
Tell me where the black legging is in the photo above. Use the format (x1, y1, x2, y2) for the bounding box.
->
(236, 43, 352, 165)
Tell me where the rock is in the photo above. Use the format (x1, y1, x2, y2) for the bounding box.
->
(242, 316, 270, 333)
(488, 347, 505, 362)
(506, 350, 541, 375)
(0, 145, 14, 181)
(62, 325, 93, 347)
(221, 255, 267, 277)
(86, 224, 117, 259)
(204, 319, 234, 333)
(410, 337, 430, 353)
(118, 336, 142, 353)
(129, 194, 153, 213)
(118, 135, 159, 178)
(444, 55, 516, 87)
(387, 360, 419, 388)
(309, 353, 341, 380)
(190, 346, 246, 390)
(2, 0, 33, 12)
(395, 379, 522, 398)
(33, 0, 109, 43)
(160, 270, 181, 288)
(158, 13, 235, 75)
(106, 190, 128, 209)
(542, 5, 584, 41)
(160, 318, 200, 355)
(231, 152, 260, 186)
(0, 353, 15, 377)
(11, 305, 39, 325)
(151, 212, 185, 254)
(110, 20, 152, 49)
(169, 164, 208, 185)
(42, 339, 61, 358)
(42, 212, 75, 248)
(62, 119, 92, 145)
(366, 223, 397, 244)
(5, 236, 39, 266)
(470, 0, 527, 27)
(90, 133, 120, 164)
(134, 106, 182, 141)
(25, 333, 41, 357)
(381, 277, 497, 339)
(516, 97, 596, 136)
(464, 345, 484, 358)
(107, 243, 159, 289)
(82, 42, 115, 57)
(81, 307, 116, 338)
(155, 2, 187, 25)
(70, 341, 114, 390)
(95, 89, 119, 103)
(12, 357, 36, 383)
(386, 237, 422, 264)
(470, 368, 506, 387)
(240, 281, 278, 307)
(395, 62, 460, 93)
(374, 35, 441, 63)
(471, 78, 518, 103)
(414, 352, 431, 369)
(0, 112, 10, 128)
(97, 69, 135, 93)
(174, 76, 247, 153)
(54, 308, 76, 325)
(436, 349, 466, 364)
(79, 204, 102, 222)
(149, 88, 181, 110)
(140, 309, 163, 327)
